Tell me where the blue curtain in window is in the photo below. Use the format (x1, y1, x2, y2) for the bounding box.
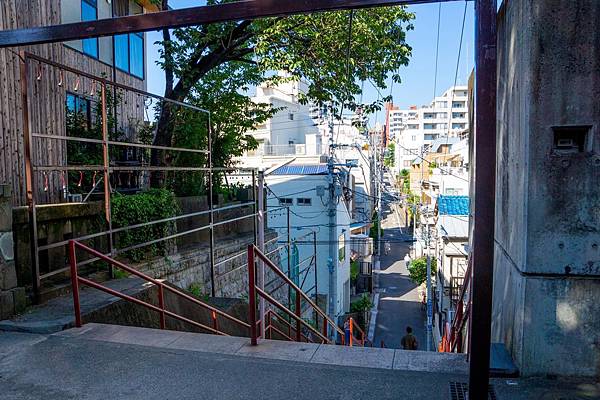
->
(129, 33, 144, 79)
(114, 34, 129, 72)
(81, 0, 98, 58)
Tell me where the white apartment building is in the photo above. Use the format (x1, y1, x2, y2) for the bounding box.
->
(392, 86, 469, 173)
(247, 76, 321, 157)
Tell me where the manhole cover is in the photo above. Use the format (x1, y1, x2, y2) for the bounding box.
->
(449, 382, 496, 400)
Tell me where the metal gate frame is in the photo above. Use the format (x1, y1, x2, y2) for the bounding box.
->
(3, 1, 497, 397)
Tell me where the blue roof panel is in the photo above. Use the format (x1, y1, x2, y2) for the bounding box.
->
(437, 195, 470, 216)
(270, 164, 328, 175)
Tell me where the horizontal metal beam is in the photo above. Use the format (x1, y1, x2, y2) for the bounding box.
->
(0, 0, 463, 48)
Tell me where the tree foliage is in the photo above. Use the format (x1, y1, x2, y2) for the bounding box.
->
(153, 1, 415, 176)
(407, 256, 437, 286)
(384, 142, 395, 167)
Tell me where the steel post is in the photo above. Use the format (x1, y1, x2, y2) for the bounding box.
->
(100, 83, 114, 278)
(158, 284, 166, 329)
(295, 290, 301, 342)
(257, 171, 265, 338)
(68, 241, 82, 327)
(20, 53, 41, 303)
(469, 0, 497, 397)
(247, 245, 257, 345)
(207, 118, 216, 297)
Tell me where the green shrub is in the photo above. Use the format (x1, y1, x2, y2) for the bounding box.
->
(407, 256, 437, 286)
(112, 189, 179, 262)
(350, 294, 373, 313)
(350, 260, 359, 284)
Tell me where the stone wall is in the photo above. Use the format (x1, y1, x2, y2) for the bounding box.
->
(0, 185, 26, 319)
(133, 230, 282, 301)
(493, 0, 600, 377)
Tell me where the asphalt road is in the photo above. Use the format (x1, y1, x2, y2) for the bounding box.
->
(373, 185, 426, 351)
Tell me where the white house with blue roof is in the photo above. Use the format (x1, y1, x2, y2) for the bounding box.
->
(264, 163, 352, 322)
(433, 195, 470, 346)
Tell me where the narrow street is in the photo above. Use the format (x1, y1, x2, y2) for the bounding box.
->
(373, 178, 426, 350)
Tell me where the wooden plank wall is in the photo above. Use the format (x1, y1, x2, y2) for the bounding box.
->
(0, 0, 145, 206)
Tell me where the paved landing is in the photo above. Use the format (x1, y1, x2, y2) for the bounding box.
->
(54, 323, 470, 374)
(1, 325, 598, 400)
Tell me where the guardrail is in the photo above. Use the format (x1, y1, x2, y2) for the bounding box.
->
(449, 257, 472, 353)
(247, 244, 344, 346)
(68, 240, 249, 336)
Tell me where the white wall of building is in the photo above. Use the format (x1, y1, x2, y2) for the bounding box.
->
(265, 174, 351, 318)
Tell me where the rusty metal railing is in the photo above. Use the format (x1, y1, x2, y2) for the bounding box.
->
(348, 317, 372, 347)
(247, 244, 344, 346)
(450, 257, 472, 353)
(68, 240, 250, 335)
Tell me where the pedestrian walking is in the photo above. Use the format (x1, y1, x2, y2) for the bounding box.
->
(401, 326, 418, 350)
(344, 318, 351, 345)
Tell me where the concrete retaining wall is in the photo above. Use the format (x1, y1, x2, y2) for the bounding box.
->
(0, 184, 26, 319)
(493, 0, 600, 377)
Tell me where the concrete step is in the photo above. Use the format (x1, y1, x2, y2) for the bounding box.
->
(54, 323, 470, 374)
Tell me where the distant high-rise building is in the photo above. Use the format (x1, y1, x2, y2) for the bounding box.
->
(390, 86, 469, 172)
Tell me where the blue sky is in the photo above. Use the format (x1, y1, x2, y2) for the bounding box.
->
(145, 1, 474, 125)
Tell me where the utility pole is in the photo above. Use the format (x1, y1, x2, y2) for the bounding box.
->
(426, 227, 432, 352)
(375, 132, 381, 259)
(327, 105, 337, 336)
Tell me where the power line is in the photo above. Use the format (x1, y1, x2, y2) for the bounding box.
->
(432, 2, 442, 101)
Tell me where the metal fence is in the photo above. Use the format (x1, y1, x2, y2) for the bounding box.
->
(19, 51, 258, 302)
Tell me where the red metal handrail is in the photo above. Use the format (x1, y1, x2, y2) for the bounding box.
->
(264, 310, 313, 343)
(348, 317, 371, 347)
(248, 244, 344, 346)
(68, 240, 249, 335)
(450, 257, 473, 352)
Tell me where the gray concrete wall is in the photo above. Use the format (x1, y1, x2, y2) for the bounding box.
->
(493, 0, 600, 377)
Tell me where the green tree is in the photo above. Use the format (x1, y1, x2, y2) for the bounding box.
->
(152, 1, 415, 183)
(384, 142, 395, 168)
(407, 256, 437, 286)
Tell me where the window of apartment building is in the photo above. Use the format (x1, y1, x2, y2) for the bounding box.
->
(408, 124, 419, 129)
(437, 123, 448, 130)
(424, 113, 434, 119)
(452, 112, 466, 119)
(113, 2, 144, 79)
(452, 101, 465, 108)
(81, 0, 98, 58)
(424, 123, 435, 130)
(411, 135, 417, 141)
(288, 113, 294, 120)
(297, 198, 312, 206)
(66, 93, 91, 129)
(452, 123, 466, 129)
(436, 101, 447, 108)
(279, 198, 293, 206)
(437, 112, 448, 119)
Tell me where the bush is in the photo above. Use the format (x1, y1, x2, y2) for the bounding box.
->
(350, 260, 359, 284)
(407, 256, 437, 286)
(112, 189, 180, 262)
(350, 294, 373, 313)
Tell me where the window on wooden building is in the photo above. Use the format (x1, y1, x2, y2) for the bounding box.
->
(81, 0, 98, 58)
(66, 93, 91, 129)
(113, 0, 145, 79)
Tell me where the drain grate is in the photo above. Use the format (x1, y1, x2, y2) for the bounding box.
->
(449, 382, 497, 400)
